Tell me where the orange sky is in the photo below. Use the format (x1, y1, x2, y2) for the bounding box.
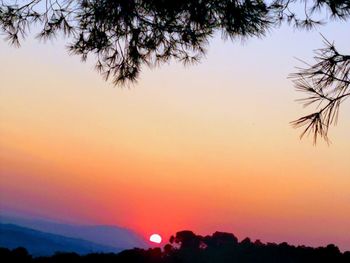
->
(0, 23, 350, 250)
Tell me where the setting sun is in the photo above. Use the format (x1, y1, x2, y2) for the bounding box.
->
(149, 234, 162, 244)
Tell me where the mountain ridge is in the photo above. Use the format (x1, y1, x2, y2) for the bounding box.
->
(0, 223, 121, 257)
(0, 213, 148, 249)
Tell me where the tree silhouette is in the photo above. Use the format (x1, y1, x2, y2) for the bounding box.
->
(1, 0, 349, 142)
(291, 39, 350, 143)
(3, 231, 350, 263)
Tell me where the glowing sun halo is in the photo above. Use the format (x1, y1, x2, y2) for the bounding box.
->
(149, 233, 162, 244)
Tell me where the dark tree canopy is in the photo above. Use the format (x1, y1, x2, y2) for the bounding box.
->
(1, 230, 350, 263)
(1, 0, 349, 142)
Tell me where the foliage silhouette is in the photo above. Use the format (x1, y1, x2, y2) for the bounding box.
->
(0, 0, 349, 142)
(1, 230, 350, 263)
(290, 38, 350, 144)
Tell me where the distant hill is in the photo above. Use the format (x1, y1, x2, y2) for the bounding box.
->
(0, 214, 148, 249)
(0, 224, 121, 257)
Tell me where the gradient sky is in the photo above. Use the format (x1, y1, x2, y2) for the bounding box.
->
(0, 19, 349, 250)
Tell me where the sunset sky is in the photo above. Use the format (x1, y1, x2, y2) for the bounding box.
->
(0, 19, 349, 251)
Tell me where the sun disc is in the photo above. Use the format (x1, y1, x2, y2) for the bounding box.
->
(149, 233, 162, 244)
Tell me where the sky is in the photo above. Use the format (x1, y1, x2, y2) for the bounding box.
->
(0, 16, 349, 250)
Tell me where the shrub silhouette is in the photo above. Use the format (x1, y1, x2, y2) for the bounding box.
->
(1, 231, 350, 263)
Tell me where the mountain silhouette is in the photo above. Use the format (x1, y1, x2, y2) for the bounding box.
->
(0, 214, 147, 249)
(0, 224, 121, 257)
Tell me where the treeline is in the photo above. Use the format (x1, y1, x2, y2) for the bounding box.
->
(1, 231, 350, 263)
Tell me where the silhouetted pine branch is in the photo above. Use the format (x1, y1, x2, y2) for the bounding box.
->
(1, 0, 271, 85)
(291, 39, 350, 143)
(1, 1, 349, 142)
(1, 1, 349, 85)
